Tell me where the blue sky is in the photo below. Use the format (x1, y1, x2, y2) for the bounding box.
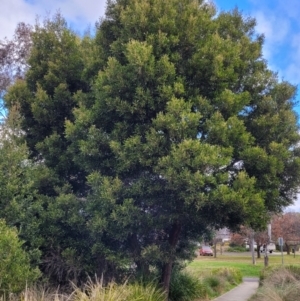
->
(1, 0, 300, 210)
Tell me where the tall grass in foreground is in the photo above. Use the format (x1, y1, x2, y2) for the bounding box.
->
(0, 267, 242, 301)
(0, 285, 67, 301)
(1, 280, 165, 301)
(72, 278, 165, 301)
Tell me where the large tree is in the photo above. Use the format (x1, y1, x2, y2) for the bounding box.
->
(65, 0, 300, 295)
(3, 14, 95, 284)
(3, 0, 300, 297)
(4, 13, 90, 194)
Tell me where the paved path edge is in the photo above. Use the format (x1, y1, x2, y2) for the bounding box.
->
(211, 277, 259, 301)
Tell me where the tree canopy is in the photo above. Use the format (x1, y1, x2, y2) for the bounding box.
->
(2, 0, 300, 297)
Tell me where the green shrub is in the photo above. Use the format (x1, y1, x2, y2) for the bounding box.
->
(0, 219, 40, 295)
(227, 246, 247, 252)
(204, 276, 220, 288)
(204, 268, 242, 298)
(169, 267, 243, 301)
(212, 267, 242, 285)
(169, 270, 208, 301)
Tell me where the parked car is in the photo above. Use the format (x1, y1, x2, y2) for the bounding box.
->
(246, 242, 276, 253)
(261, 242, 276, 253)
(245, 243, 257, 251)
(199, 246, 213, 256)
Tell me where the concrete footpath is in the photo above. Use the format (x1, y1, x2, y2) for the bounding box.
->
(212, 277, 259, 301)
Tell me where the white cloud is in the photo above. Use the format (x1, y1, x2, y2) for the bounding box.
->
(282, 32, 300, 84)
(0, 0, 37, 39)
(250, 0, 300, 20)
(255, 11, 289, 44)
(0, 0, 107, 40)
(248, 2, 300, 84)
(285, 195, 300, 212)
(253, 10, 290, 64)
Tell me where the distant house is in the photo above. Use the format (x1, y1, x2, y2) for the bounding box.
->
(215, 228, 231, 242)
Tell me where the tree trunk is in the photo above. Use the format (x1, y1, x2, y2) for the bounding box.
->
(264, 255, 269, 267)
(214, 242, 217, 258)
(161, 222, 182, 299)
(129, 233, 150, 275)
(286, 243, 290, 255)
(256, 245, 261, 259)
(162, 261, 173, 299)
(264, 248, 269, 267)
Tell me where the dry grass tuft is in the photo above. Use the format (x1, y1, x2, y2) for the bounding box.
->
(250, 266, 300, 301)
(0, 279, 165, 301)
(263, 267, 297, 286)
(0, 285, 68, 301)
(71, 277, 165, 301)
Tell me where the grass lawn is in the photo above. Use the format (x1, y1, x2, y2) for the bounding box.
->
(186, 252, 300, 278)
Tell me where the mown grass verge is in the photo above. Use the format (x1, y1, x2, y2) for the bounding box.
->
(187, 253, 300, 278)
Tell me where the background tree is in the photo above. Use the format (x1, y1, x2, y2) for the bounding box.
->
(4, 13, 89, 193)
(271, 212, 300, 254)
(253, 231, 269, 258)
(0, 22, 32, 123)
(230, 232, 246, 247)
(0, 119, 94, 285)
(3, 14, 96, 285)
(230, 226, 269, 258)
(0, 22, 32, 96)
(0, 124, 44, 262)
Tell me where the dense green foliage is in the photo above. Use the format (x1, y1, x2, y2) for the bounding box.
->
(227, 246, 248, 252)
(5, 14, 88, 192)
(0, 268, 241, 301)
(169, 270, 210, 301)
(2, 0, 300, 296)
(0, 219, 40, 295)
(169, 267, 242, 301)
(0, 127, 44, 261)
